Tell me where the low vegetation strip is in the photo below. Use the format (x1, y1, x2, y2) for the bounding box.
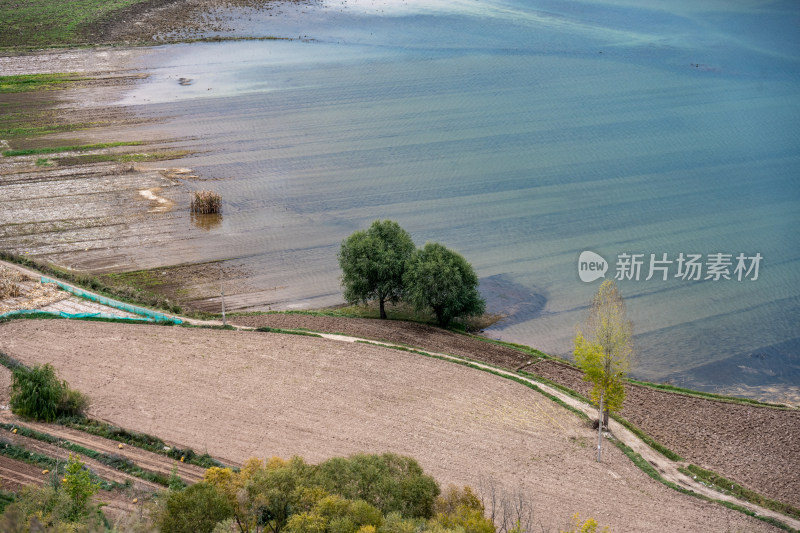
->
(683, 464, 800, 521)
(0, 73, 90, 93)
(57, 417, 229, 470)
(2, 141, 146, 157)
(626, 378, 791, 409)
(611, 441, 797, 533)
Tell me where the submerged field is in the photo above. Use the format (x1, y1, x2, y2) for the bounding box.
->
(0, 318, 790, 532)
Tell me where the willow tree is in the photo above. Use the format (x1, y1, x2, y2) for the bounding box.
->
(403, 242, 485, 328)
(338, 220, 416, 319)
(574, 279, 633, 462)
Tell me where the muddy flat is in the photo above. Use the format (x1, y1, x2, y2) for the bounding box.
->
(0, 319, 784, 532)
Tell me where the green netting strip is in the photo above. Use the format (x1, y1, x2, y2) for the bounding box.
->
(0, 309, 152, 321)
(39, 277, 182, 324)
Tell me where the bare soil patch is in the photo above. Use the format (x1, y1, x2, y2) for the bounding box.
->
(0, 319, 785, 532)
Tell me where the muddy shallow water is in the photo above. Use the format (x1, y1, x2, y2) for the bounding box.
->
(1, 0, 799, 402)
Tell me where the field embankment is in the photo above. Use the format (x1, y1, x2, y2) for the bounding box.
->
(0, 318, 789, 532)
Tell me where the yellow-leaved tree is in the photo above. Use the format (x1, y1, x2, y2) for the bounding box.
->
(574, 279, 634, 462)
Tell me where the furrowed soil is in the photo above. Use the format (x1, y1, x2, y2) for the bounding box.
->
(230, 313, 800, 511)
(0, 319, 788, 532)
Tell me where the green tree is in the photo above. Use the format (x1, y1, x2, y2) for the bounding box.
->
(155, 482, 233, 533)
(62, 453, 100, 521)
(204, 456, 312, 533)
(403, 242, 485, 328)
(314, 453, 439, 519)
(573, 279, 633, 462)
(338, 220, 416, 319)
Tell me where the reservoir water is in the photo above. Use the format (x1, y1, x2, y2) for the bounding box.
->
(117, 0, 800, 400)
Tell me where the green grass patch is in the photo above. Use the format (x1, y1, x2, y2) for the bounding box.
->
(0, 123, 90, 139)
(0, 73, 90, 93)
(35, 157, 53, 166)
(3, 141, 145, 157)
(0, 0, 147, 48)
(255, 326, 322, 338)
(474, 337, 557, 362)
(683, 464, 800, 520)
(55, 150, 191, 165)
(0, 440, 59, 471)
(0, 438, 123, 492)
(0, 349, 26, 372)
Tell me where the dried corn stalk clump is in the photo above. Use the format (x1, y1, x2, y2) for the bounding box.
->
(0, 266, 26, 299)
(190, 190, 222, 214)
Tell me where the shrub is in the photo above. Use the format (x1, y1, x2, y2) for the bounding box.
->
(190, 190, 222, 214)
(59, 387, 90, 418)
(10, 363, 89, 421)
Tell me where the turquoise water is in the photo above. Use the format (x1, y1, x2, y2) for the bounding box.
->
(120, 0, 800, 399)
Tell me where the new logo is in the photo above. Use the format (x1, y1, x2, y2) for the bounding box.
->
(578, 251, 608, 283)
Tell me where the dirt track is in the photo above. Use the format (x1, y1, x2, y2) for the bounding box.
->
(0, 319, 787, 532)
(232, 313, 800, 511)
